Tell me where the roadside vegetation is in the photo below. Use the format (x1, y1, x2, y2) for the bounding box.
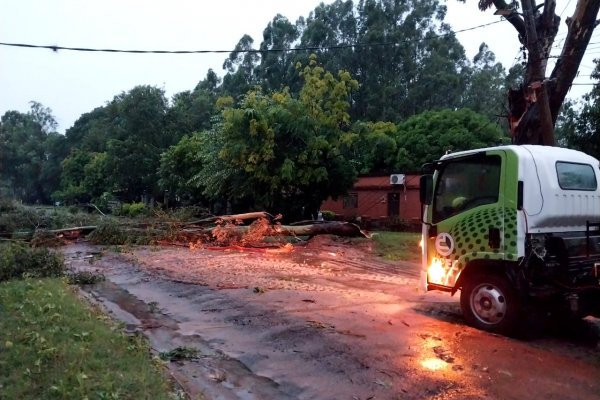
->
(0, 243, 179, 399)
(372, 231, 421, 263)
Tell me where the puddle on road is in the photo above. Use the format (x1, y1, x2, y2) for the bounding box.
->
(87, 280, 178, 331)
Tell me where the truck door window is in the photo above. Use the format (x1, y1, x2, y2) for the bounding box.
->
(432, 155, 501, 223)
(556, 162, 597, 190)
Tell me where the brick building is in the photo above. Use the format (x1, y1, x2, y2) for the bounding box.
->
(320, 174, 421, 230)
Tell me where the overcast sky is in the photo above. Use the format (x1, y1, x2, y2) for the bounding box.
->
(1, 0, 597, 133)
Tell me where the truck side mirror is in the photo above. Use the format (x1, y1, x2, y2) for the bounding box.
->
(420, 175, 433, 205)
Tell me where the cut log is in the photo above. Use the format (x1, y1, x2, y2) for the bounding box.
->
(276, 222, 369, 238)
(48, 226, 98, 235)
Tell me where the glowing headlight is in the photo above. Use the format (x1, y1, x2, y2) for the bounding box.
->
(427, 258, 446, 285)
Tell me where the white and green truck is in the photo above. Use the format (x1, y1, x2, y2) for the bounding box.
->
(420, 145, 600, 335)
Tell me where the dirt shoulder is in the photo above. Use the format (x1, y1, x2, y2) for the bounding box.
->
(62, 236, 600, 400)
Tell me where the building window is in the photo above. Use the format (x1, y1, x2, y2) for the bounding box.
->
(343, 193, 358, 209)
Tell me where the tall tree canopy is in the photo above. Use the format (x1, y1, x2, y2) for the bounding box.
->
(223, 0, 508, 124)
(0, 102, 65, 203)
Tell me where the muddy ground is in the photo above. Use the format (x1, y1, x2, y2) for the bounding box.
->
(62, 236, 600, 400)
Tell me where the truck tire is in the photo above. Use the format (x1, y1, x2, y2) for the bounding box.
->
(460, 273, 520, 336)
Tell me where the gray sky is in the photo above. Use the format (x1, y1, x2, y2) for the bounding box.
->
(1, 0, 596, 133)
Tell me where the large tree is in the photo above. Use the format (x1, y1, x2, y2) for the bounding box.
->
(191, 55, 359, 220)
(478, 0, 600, 145)
(0, 103, 64, 203)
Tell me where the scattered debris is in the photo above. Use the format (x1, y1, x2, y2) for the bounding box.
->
(498, 369, 513, 377)
(433, 346, 455, 363)
(307, 320, 332, 329)
(336, 329, 367, 338)
(159, 346, 200, 361)
(374, 378, 392, 389)
(67, 270, 106, 285)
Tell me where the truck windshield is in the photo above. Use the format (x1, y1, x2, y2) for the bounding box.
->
(432, 155, 501, 223)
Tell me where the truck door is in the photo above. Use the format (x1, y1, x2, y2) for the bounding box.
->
(424, 151, 507, 290)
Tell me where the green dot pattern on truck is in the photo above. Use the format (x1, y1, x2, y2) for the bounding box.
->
(447, 206, 518, 270)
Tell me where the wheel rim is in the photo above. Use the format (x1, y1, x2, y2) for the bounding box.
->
(470, 283, 507, 325)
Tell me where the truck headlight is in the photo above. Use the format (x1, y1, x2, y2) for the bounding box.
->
(427, 257, 446, 285)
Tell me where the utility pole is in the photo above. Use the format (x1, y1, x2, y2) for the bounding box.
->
(522, 0, 555, 145)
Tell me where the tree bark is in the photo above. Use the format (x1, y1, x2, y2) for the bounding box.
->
(486, 0, 599, 145)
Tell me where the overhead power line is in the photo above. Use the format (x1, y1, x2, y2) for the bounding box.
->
(0, 21, 502, 55)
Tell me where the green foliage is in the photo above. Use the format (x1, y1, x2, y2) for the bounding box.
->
(347, 121, 399, 174)
(87, 221, 129, 245)
(0, 203, 40, 234)
(60, 85, 173, 204)
(0, 203, 100, 235)
(461, 43, 508, 122)
(158, 133, 207, 205)
(2, 2, 520, 211)
(0, 103, 65, 204)
(165, 69, 220, 138)
(394, 109, 507, 171)
(54, 149, 109, 204)
(86, 220, 156, 246)
(224, 0, 500, 123)
(66, 270, 106, 285)
(0, 243, 64, 281)
(320, 210, 337, 221)
(119, 202, 146, 218)
(194, 55, 359, 220)
(558, 61, 600, 158)
(0, 279, 174, 399)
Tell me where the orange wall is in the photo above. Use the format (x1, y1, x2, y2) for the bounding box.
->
(321, 176, 421, 224)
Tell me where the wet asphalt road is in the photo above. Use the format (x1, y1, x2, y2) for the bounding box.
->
(62, 242, 600, 400)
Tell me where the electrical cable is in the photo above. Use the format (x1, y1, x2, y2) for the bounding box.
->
(0, 21, 503, 55)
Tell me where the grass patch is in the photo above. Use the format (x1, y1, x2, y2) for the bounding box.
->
(0, 278, 176, 399)
(371, 231, 421, 262)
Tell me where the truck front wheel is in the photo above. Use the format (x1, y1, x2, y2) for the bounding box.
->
(460, 273, 520, 336)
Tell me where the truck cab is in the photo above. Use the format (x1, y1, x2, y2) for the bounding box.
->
(420, 145, 600, 334)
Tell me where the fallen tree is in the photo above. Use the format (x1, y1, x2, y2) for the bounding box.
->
(10, 212, 369, 247)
